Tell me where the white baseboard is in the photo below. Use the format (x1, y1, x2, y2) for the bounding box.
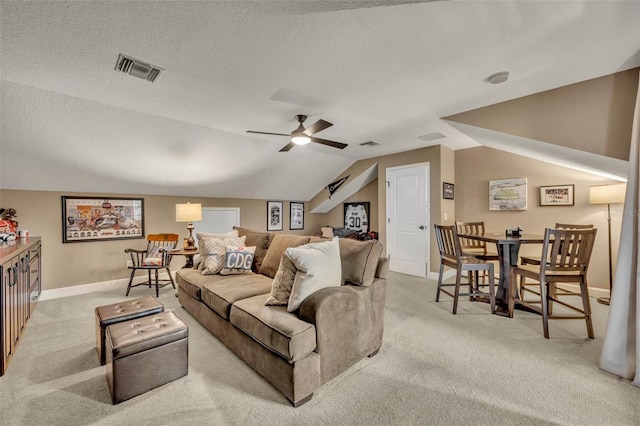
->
(40, 270, 177, 301)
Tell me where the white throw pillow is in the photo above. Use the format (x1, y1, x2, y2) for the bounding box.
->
(286, 237, 342, 312)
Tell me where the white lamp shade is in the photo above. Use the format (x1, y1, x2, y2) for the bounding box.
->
(175, 203, 203, 222)
(589, 183, 627, 205)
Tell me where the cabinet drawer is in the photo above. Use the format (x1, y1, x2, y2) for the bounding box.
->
(29, 258, 39, 289)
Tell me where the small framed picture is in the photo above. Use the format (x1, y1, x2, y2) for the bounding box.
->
(539, 184, 575, 206)
(443, 182, 455, 200)
(289, 202, 304, 230)
(267, 201, 283, 231)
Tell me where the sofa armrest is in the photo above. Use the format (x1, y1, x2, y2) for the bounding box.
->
(298, 278, 387, 384)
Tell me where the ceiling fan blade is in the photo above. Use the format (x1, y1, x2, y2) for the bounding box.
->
(310, 136, 348, 149)
(279, 142, 296, 152)
(303, 119, 333, 136)
(246, 130, 290, 137)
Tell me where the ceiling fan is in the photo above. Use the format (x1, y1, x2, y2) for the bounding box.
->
(247, 114, 348, 152)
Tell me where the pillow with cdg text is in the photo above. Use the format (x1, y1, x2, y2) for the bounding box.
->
(201, 236, 246, 275)
(220, 246, 256, 275)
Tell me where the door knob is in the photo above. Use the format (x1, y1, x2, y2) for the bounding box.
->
(419, 225, 425, 230)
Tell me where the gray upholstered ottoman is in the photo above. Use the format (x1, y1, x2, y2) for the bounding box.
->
(95, 296, 164, 365)
(105, 310, 189, 404)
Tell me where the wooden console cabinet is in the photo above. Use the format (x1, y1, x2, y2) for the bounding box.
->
(1, 237, 41, 376)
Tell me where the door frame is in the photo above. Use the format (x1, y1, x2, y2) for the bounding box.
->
(385, 162, 430, 277)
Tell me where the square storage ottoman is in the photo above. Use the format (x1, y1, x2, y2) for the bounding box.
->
(95, 296, 164, 365)
(105, 310, 189, 404)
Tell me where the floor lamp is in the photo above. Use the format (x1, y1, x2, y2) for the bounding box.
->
(589, 183, 626, 305)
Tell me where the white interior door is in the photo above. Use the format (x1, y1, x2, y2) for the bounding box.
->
(386, 163, 429, 277)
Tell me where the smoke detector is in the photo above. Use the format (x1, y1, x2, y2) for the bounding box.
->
(115, 54, 164, 83)
(359, 141, 380, 147)
(487, 71, 509, 84)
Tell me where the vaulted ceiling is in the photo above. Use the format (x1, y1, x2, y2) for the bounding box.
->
(1, 1, 639, 200)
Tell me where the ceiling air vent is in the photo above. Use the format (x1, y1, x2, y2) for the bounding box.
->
(359, 141, 380, 147)
(417, 132, 446, 143)
(115, 54, 164, 83)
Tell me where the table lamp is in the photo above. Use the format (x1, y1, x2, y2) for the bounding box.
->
(589, 183, 626, 305)
(175, 202, 202, 250)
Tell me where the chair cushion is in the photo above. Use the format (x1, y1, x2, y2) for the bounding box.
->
(338, 238, 384, 286)
(259, 234, 310, 278)
(200, 274, 272, 320)
(230, 294, 316, 362)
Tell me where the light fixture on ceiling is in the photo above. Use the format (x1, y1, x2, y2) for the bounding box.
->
(291, 125, 311, 145)
(359, 141, 380, 147)
(487, 71, 509, 84)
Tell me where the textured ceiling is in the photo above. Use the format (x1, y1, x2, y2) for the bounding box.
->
(1, 0, 639, 199)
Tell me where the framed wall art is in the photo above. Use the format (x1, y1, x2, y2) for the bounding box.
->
(489, 178, 528, 211)
(62, 196, 144, 243)
(267, 201, 283, 231)
(443, 182, 455, 200)
(539, 184, 574, 206)
(289, 202, 304, 230)
(344, 202, 370, 233)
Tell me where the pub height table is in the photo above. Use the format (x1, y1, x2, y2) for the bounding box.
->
(456, 231, 545, 317)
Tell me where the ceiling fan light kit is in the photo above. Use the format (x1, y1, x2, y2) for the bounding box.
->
(247, 114, 348, 152)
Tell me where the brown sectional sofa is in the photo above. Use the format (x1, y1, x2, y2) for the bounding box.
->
(175, 227, 388, 406)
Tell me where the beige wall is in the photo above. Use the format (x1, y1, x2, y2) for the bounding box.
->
(306, 179, 379, 234)
(0, 189, 313, 290)
(310, 145, 446, 272)
(446, 67, 639, 161)
(455, 146, 623, 290)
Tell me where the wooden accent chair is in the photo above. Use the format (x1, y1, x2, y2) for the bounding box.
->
(455, 221, 499, 286)
(509, 228, 597, 339)
(434, 224, 496, 315)
(125, 233, 179, 297)
(519, 223, 594, 311)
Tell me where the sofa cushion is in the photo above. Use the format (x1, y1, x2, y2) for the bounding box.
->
(220, 245, 255, 275)
(230, 294, 317, 362)
(265, 253, 297, 306)
(339, 238, 384, 286)
(259, 234, 310, 278)
(287, 237, 342, 312)
(233, 227, 272, 273)
(175, 268, 215, 300)
(200, 274, 272, 320)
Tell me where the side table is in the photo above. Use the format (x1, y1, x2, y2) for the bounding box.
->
(169, 248, 199, 269)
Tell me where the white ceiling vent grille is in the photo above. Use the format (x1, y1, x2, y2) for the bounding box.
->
(417, 132, 446, 143)
(359, 141, 380, 147)
(115, 54, 164, 83)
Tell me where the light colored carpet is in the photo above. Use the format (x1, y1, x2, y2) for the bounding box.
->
(1, 272, 638, 425)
